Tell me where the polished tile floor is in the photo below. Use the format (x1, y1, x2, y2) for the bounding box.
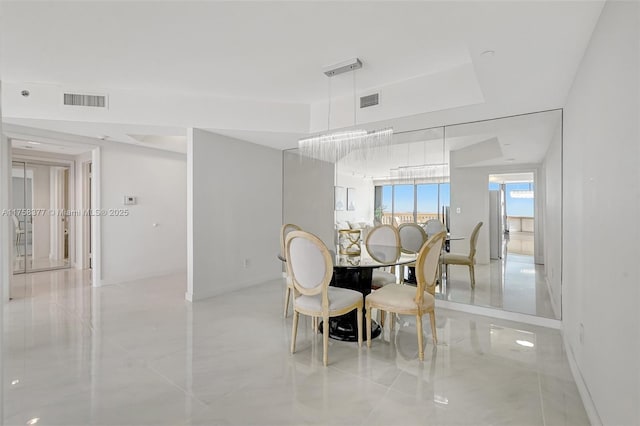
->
(440, 253, 556, 319)
(4, 270, 587, 425)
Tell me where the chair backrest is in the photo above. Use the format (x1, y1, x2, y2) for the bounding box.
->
(365, 224, 400, 263)
(423, 219, 445, 238)
(468, 222, 483, 260)
(280, 223, 301, 258)
(285, 230, 333, 310)
(398, 223, 428, 253)
(415, 231, 446, 299)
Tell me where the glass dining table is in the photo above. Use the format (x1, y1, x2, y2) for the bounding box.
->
(323, 244, 417, 342)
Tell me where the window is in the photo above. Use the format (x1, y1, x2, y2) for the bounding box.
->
(506, 182, 534, 217)
(375, 182, 450, 225)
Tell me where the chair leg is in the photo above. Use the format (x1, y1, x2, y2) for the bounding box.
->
(322, 315, 329, 366)
(389, 311, 395, 334)
(469, 264, 475, 288)
(312, 316, 318, 333)
(283, 286, 291, 318)
(416, 314, 424, 361)
(290, 311, 299, 354)
(366, 305, 372, 348)
(429, 311, 438, 344)
(379, 310, 386, 328)
(357, 306, 363, 348)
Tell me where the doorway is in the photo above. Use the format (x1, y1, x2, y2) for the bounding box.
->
(11, 160, 72, 273)
(488, 173, 536, 258)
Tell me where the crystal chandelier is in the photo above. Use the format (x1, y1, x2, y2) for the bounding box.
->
(389, 163, 449, 180)
(298, 58, 393, 163)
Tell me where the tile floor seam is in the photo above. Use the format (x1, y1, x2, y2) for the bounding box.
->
(537, 363, 548, 426)
(357, 376, 397, 426)
(144, 362, 212, 409)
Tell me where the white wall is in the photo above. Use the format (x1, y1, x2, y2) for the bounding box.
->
(282, 150, 335, 249)
(0, 83, 6, 422)
(334, 172, 374, 226)
(542, 124, 562, 317)
(99, 145, 187, 285)
(562, 1, 639, 424)
(187, 129, 282, 301)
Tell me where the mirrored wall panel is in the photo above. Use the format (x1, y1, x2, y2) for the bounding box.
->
(443, 110, 562, 319)
(284, 109, 562, 319)
(12, 161, 71, 274)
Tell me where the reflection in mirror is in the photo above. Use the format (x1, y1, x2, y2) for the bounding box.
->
(444, 110, 562, 319)
(286, 109, 562, 320)
(11, 161, 71, 274)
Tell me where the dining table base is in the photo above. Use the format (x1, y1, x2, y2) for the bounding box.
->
(319, 266, 382, 342)
(319, 313, 381, 342)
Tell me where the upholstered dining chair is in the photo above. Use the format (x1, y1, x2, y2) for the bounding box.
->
(365, 231, 446, 361)
(397, 223, 428, 283)
(398, 223, 428, 253)
(441, 222, 483, 288)
(285, 230, 363, 366)
(423, 219, 446, 238)
(365, 224, 400, 289)
(281, 223, 301, 317)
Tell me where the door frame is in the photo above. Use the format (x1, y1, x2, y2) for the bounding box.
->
(1, 136, 102, 295)
(81, 160, 92, 270)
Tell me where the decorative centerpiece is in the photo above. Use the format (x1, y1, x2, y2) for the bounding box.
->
(338, 229, 361, 256)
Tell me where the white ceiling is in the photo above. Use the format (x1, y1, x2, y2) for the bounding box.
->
(0, 1, 604, 151)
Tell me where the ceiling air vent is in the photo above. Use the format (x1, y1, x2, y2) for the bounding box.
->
(360, 93, 379, 108)
(63, 93, 107, 108)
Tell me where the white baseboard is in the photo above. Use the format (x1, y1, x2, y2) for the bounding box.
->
(186, 274, 283, 302)
(435, 299, 561, 329)
(562, 330, 602, 426)
(99, 268, 187, 287)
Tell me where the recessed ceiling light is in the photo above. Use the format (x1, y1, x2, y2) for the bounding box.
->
(481, 50, 495, 57)
(26, 418, 40, 425)
(516, 340, 534, 348)
(27, 141, 41, 145)
(11, 379, 19, 385)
